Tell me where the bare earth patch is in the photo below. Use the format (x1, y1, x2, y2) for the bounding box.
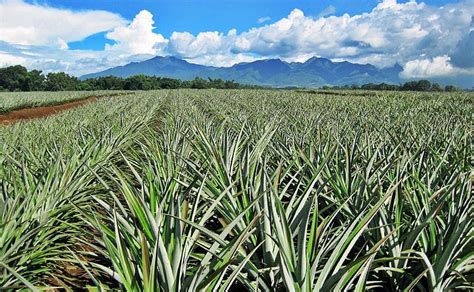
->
(0, 96, 98, 125)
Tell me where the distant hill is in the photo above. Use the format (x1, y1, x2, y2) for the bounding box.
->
(80, 56, 404, 87)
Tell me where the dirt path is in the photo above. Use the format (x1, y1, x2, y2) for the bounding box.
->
(0, 96, 98, 125)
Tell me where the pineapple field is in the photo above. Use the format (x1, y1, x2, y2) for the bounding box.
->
(0, 89, 472, 291)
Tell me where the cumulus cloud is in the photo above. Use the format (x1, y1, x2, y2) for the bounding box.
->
(0, 6, 169, 75)
(169, 31, 226, 58)
(0, 0, 126, 47)
(1, 0, 473, 81)
(142, 0, 471, 72)
(229, 1, 472, 66)
(375, 0, 402, 10)
(401, 55, 458, 78)
(162, 0, 473, 77)
(105, 10, 168, 55)
(0, 41, 155, 76)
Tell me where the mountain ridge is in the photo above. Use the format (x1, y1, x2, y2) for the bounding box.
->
(80, 56, 404, 87)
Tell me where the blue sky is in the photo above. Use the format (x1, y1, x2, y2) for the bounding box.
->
(0, 0, 473, 85)
(34, 0, 461, 50)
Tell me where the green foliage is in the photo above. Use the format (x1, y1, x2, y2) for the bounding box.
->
(360, 82, 400, 91)
(0, 65, 465, 92)
(0, 93, 159, 288)
(0, 89, 473, 290)
(0, 66, 260, 92)
(340, 80, 459, 92)
(402, 80, 432, 91)
(0, 65, 28, 91)
(445, 85, 459, 92)
(431, 82, 443, 91)
(44, 72, 80, 91)
(80, 76, 124, 91)
(0, 67, 46, 92)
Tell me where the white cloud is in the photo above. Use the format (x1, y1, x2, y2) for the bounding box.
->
(401, 55, 455, 78)
(375, 0, 404, 10)
(0, 41, 156, 76)
(166, 0, 471, 73)
(105, 10, 168, 55)
(0, 0, 126, 47)
(1, 0, 473, 81)
(317, 5, 336, 18)
(57, 39, 69, 50)
(0, 52, 26, 66)
(169, 31, 225, 58)
(229, 1, 468, 63)
(400, 55, 473, 78)
(258, 17, 271, 24)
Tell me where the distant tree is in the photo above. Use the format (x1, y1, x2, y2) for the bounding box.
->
(384, 83, 400, 91)
(431, 83, 443, 92)
(224, 80, 240, 89)
(445, 85, 458, 92)
(417, 80, 432, 91)
(0, 65, 28, 91)
(0, 65, 263, 91)
(45, 72, 80, 91)
(78, 81, 93, 91)
(93, 76, 124, 90)
(159, 77, 181, 89)
(24, 69, 45, 91)
(360, 82, 400, 91)
(191, 77, 208, 89)
(124, 75, 149, 90)
(401, 80, 431, 91)
(207, 78, 226, 89)
(401, 81, 418, 91)
(361, 83, 376, 90)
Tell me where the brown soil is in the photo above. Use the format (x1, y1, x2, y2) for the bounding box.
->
(0, 96, 98, 125)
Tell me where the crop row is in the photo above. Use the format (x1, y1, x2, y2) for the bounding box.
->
(0, 89, 472, 290)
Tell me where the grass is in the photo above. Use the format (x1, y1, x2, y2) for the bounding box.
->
(0, 89, 472, 290)
(0, 91, 129, 114)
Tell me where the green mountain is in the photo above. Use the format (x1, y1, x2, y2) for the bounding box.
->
(80, 56, 403, 87)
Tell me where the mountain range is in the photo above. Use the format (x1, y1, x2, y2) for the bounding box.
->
(80, 56, 404, 87)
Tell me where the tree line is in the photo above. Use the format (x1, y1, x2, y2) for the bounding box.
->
(322, 80, 461, 92)
(0, 65, 261, 91)
(0, 65, 464, 92)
